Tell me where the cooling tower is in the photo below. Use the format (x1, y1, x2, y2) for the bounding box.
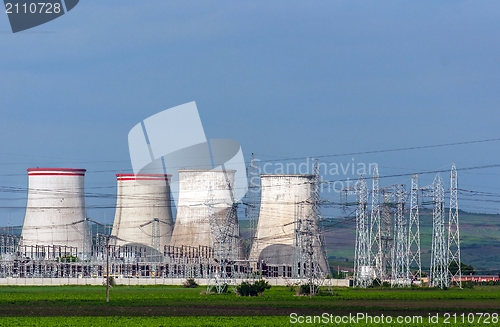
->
(249, 174, 328, 271)
(21, 168, 91, 256)
(170, 169, 242, 257)
(111, 174, 174, 251)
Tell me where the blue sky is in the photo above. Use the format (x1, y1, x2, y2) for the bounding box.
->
(0, 1, 499, 226)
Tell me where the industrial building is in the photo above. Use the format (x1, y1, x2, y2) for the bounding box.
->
(170, 169, 242, 259)
(21, 168, 91, 257)
(249, 174, 329, 277)
(0, 166, 330, 285)
(110, 174, 174, 254)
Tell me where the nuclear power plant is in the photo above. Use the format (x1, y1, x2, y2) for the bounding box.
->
(0, 160, 462, 290)
(0, 102, 333, 288)
(0, 164, 329, 285)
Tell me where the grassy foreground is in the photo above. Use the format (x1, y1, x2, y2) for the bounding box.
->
(0, 284, 498, 326)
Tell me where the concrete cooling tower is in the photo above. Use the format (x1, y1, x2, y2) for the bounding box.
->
(249, 174, 328, 272)
(170, 169, 242, 258)
(21, 168, 91, 255)
(111, 174, 174, 251)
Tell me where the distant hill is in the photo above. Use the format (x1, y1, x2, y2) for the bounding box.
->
(323, 210, 500, 274)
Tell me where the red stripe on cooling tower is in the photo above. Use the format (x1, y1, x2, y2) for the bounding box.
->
(118, 178, 170, 181)
(116, 174, 170, 181)
(28, 168, 85, 176)
(28, 172, 86, 176)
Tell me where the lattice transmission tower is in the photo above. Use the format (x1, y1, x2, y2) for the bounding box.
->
(369, 165, 383, 281)
(294, 159, 329, 294)
(295, 211, 321, 294)
(293, 201, 305, 278)
(447, 163, 461, 287)
(430, 174, 448, 288)
(380, 189, 394, 282)
(391, 184, 408, 287)
(206, 184, 238, 293)
(353, 177, 370, 288)
(408, 174, 422, 280)
(311, 159, 329, 285)
(138, 214, 172, 263)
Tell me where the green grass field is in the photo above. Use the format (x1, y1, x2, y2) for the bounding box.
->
(0, 284, 498, 326)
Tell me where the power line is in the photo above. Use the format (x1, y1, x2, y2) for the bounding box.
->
(252, 137, 500, 163)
